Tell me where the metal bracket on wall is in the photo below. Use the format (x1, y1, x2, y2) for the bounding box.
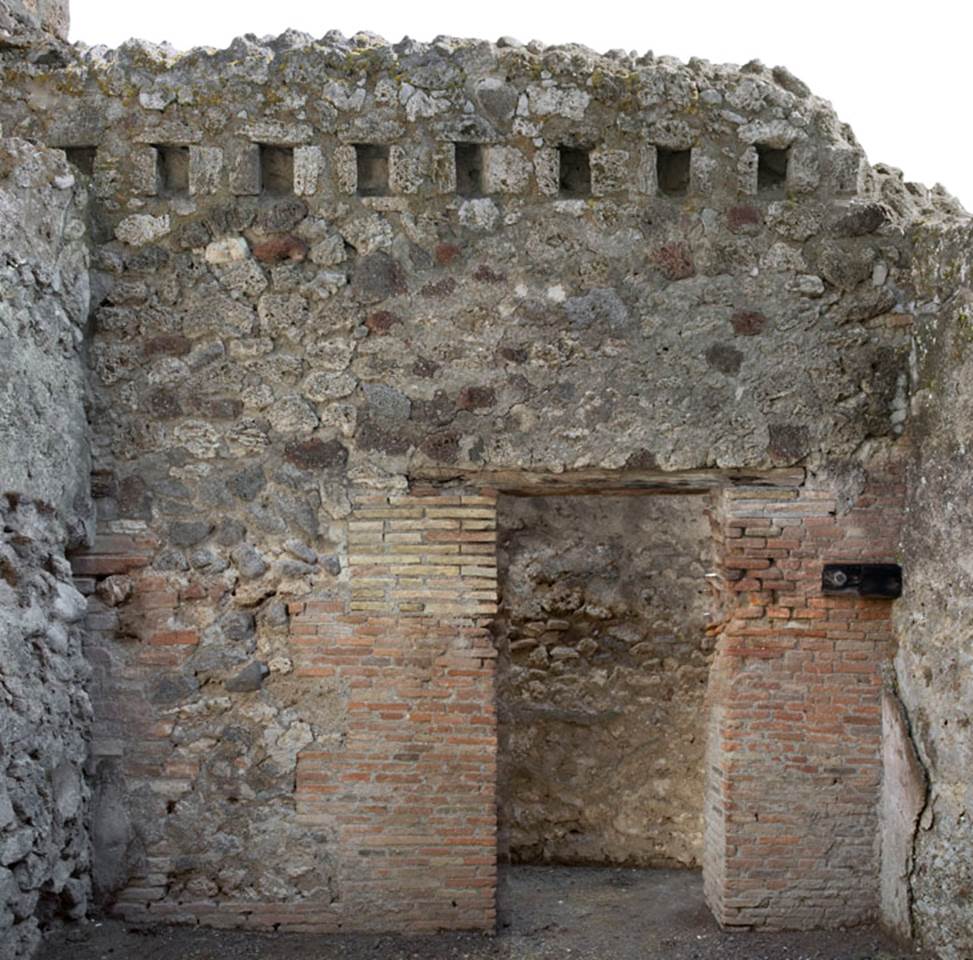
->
(821, 563, 902, 599)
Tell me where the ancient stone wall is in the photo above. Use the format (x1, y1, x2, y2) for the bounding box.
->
(494, 493, 714, 867)
(0, 137, 92, 960)
(74, 484, 498, 932)
(0, 0, 68, 41)
(0, 21, 957, 941)
(887, 222, 973, 959)
(0, 37, 912, 476)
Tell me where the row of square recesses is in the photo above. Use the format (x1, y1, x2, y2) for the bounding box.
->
(61, 142, 791, 199)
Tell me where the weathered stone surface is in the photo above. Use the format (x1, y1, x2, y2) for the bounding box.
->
(0, 140, 90, 535)
(231, 543, 268, 579)
(224, 661, 270, 692)
(0, 135, 91, 960)
(282, 438, 348, 471)
(880, 690, 927, 942)
(0, 17, 970, 954)
(169, 520, 214, 546)
(833, 201, 889, 236)
(0, 499, 91, 958)
(0, 0, 68, 38)
(891, 222, 973, 960)
(350, 252, 407, 304)
(362, 383, 411, 421)
(115, 215, 171, 247)
(251, 235, 307, 263)
(204, 237, 249, 264)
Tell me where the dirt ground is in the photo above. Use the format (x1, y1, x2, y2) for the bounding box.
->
(40, 866, 928, 960)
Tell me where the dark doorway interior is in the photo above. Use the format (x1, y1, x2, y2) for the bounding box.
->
(493, 493, 716, 868)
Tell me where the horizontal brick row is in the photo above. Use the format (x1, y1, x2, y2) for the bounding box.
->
(346, 492, 499, 620)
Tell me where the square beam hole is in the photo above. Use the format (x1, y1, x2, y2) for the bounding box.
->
(155, 145, 189, 195)
(62, 146, 96, 177)
(355, 143, 389, 197)
(558, 146, 591, 198)
(757, 144, 788, 193)
(657, 147, 691, 196)
(455, 143, 483, 197)
(260, 144, 294, 195)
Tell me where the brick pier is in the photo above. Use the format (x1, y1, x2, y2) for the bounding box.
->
(704, 466, 904, 928)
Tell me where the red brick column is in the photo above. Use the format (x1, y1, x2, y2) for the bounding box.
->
(704, 465, 904, 929)
(72, 529, 204, 917)
(290, 488, 498, 932)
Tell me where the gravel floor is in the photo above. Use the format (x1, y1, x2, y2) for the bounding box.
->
(40, 865, 929, 960)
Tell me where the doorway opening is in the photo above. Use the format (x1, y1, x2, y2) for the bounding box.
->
(493, 491, 717, 869)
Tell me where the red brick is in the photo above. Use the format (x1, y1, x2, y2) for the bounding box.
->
(148, 629, 199, 646)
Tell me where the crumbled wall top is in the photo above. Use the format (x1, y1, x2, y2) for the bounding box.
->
(0, 30, 967, 480)
(7, 32, 876, 172)
(0, 0, 68, 40)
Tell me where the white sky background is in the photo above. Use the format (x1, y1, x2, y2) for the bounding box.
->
(70, 0, 972, 210)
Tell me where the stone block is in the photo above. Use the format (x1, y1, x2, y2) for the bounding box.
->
(788, 141, 820, 194)
(293, 145, 322, 196)
(829, 146, 867, 195)
(431, 142, 456, 194)
(590, 148, 629, 197)
(737, 144, 759, 196)
(533, 146, 559, 197)
(189, 146, 223, 195)
(690, 146, 719, 196)
(482, 145, 530, 194)
(228, 142, 260, 195)
(334, 143, 357, 194)
(636, 144, 658, 195)
(130, 145, 158, 196)
(389, 144, 424, 194)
